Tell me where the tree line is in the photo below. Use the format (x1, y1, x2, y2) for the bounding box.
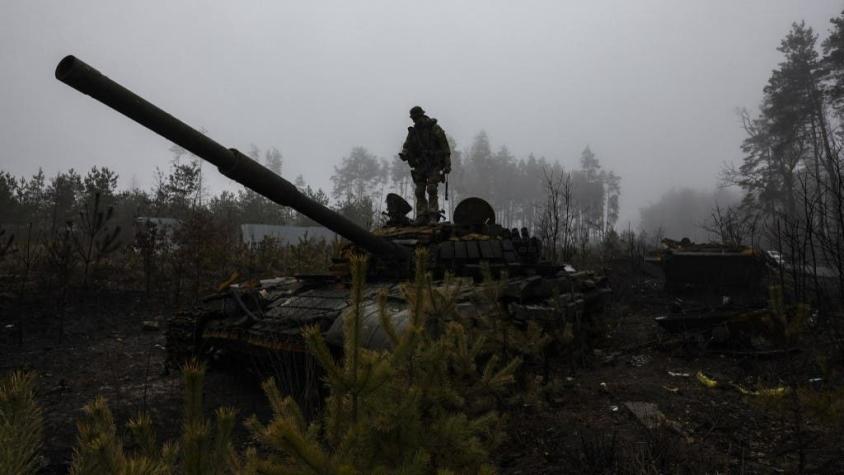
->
(637, 13, 844, 312)
(0, 131, 622, 304)
(0, 145, 335, 305)
(331, 132, 621, 252)
(719, 14, 844, 311)
(2, 137, 620, 232)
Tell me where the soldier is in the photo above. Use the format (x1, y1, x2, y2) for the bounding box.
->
(399, 106, 451, 224)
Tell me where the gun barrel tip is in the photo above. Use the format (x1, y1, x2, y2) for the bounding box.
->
(55, 55, 79, 80)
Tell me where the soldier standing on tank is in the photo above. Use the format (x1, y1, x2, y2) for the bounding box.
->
(399, 106, 451, 224)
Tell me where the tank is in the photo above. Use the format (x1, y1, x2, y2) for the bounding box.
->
(55, 55, 611, 391)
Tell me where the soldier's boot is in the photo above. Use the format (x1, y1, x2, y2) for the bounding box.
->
(426, 182, 440, 223)
(414, 206, 429, 225)
(414, 183, 429, 225)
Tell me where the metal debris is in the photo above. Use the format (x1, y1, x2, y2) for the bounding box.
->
(657, 238, 768, 295)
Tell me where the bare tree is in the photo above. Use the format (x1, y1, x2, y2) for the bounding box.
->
(703, 204, 760, 246)
(538, 167, 574, 263)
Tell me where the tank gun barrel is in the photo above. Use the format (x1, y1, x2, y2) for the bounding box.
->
(55, 55, 409, 261)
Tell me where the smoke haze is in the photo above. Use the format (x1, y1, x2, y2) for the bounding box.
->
(2, 0, 841, 227)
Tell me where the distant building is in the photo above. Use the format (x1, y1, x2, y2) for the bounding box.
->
(240, 224, 338, 247)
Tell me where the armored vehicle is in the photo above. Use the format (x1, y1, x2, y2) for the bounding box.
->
(55, 55, 611, 390)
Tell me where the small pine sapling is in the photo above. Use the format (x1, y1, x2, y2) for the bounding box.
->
(68, 361, 238, 475)
(72, 192, 122, 290)
(466, 265, 552, 378)
(0, 371, 43, 475)
(249, 249, 517, 473)
(180, 360, 239, 475)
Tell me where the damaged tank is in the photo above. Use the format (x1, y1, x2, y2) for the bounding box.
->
(649, 238, 796, 351)
(55, 55, 612, 389)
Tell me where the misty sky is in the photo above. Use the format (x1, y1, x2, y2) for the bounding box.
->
(2, 1, 842, 228)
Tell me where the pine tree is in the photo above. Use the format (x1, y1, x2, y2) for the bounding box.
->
(0, 371, 43, 475)
(823, 10, 844, 104)
(732, 22, 827, 218)
(68, 362, 237, 475)
(247, 250, 518, 473)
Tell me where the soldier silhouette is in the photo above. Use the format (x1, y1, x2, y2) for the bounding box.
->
(399, 106, 451, 224)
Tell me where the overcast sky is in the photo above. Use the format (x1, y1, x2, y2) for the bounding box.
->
(2, 1, 842, 227)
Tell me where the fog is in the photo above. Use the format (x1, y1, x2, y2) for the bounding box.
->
(2, 0, 841, 227)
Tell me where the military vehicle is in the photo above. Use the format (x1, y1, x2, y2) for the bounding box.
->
(649, 239, 794, 351)
(55, 55, 611, 395)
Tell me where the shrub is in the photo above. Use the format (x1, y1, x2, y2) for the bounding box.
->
(0, 371, 43, 475)
(68, 362, 237, 475)
(244, 250, 518, 474)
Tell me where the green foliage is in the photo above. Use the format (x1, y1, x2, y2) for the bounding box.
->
(473, 266, 552, 364)
(69, 396, 130, 475)
(180, 361, 238, 475)
(247, 249, 516, 474)
(68, 361, 237, 475)
(460, 264, 587, 381)
(0, 371, 43, 475)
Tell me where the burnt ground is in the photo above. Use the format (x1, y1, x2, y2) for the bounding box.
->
(0, 292, 270, 474)
(2, 274, 843, 474)
(498, 266, 844, 474)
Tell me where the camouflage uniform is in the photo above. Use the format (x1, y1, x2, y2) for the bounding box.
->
(400, 106, 451, 223)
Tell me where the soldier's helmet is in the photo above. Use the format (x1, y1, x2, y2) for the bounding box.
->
(409, 106, 425, 118)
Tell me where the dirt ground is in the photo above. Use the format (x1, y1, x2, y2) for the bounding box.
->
(2, 275, 842, 474)
(0, 292, 270, 474)
(497, 269, 844, 474)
